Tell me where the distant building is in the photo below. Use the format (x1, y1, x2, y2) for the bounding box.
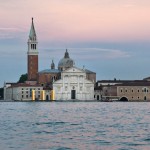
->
(5, 18, 150, 102)
(4, 83, 43, 100)
(53, 66, 94, 100)
(38, 61, 61, 89)
(4, 18, 96, 101)
(95, 80, 150, 101)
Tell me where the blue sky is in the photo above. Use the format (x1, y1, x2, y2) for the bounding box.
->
(0, 0, 150, 87)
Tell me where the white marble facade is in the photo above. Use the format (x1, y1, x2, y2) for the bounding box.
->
(53, 67, 94, 100)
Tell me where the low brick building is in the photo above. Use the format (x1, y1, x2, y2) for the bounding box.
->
(95, 80, 150, 101)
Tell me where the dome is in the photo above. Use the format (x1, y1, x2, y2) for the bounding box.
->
(58, 49, 75, 71)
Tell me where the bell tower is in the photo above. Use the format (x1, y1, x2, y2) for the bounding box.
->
(27, 18, 38, 82)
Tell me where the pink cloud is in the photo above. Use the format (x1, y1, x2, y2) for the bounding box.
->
(0, 0, 150, 42)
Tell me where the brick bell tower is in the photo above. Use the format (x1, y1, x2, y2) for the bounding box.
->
(27, 18, 38, 82)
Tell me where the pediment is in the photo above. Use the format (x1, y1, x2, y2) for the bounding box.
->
(64, 66, 85, 73)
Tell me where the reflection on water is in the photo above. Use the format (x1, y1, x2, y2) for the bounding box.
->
(0, 102, 150, 150)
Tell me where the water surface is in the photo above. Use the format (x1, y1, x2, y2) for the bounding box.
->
(0, 102, 150, 150)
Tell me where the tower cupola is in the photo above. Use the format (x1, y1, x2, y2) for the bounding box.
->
(51, 60, 55, 69)
(64, 49, 69, 58)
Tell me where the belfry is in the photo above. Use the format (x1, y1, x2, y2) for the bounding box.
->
(27, 18, 38, 82)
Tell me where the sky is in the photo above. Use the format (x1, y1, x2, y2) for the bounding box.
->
(0, 0, 150, 87)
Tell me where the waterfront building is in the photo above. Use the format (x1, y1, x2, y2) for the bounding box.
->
(4, 83, 43, 101)
(5, 18, 150, 102)
(53, 66, 94, 100)
(37, 60, 61, 89)
(4, 18, 96, 101)
(95, 80, 150, 101)
(4, 18, 150, 102)
(37, 49, 96, 89)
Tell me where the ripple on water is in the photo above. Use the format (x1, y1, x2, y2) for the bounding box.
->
(50, 147, 75, 150)
(34, 121, 67, 127)
(1, 102, 150, 150)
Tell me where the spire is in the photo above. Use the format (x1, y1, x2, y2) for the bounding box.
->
(29, 18, 36, 40)
(64, 49, 69, 58)
(27, 17, 38, 54)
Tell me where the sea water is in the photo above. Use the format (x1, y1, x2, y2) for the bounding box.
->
(0, 102, 150, 150)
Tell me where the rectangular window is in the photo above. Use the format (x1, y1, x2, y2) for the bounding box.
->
(30, 89, 32, 97)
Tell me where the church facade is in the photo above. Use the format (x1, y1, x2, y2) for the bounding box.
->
(53, 67, 94, 100)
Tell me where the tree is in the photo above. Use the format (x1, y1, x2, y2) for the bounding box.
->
(18, 73, 28, 83)
(0, 88, 4, 99)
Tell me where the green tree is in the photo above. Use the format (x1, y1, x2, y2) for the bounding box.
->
(18, 73, 28, 83)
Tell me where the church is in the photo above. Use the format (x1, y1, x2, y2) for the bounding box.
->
(4, 18, 150, 102)
(4, 18, 96, 101)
